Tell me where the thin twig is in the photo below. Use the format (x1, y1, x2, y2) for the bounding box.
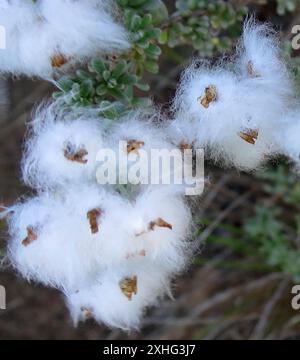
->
(197, 190, 253, 243)
(250, 277, 291, 340)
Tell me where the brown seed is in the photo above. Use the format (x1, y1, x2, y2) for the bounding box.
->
(238, 129, 259, 145)
(108, 54, 118, 63)
(64, 142, 88, 164)
(148, 218, 173, 231)
(87, 208, 102, 234)
(51, 53, 69, 68)
(135, 217, 173, 236)
(22, 226, 38, 246)
(247, 61, 261, 78)
(80, 306, 93, 319)
(127, 140, 145, 155)
(126, 249, 146, 259)
(198, 85, 217, 108)
(119, 276, 137, 300)
(179, 142, 193, 152)
(138, 249, 146, 257)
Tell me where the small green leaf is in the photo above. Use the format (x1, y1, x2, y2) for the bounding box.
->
(119, 73, 138, 85)
(140, 14, 153, 28)
(135, 81, 150, 91)
(99, 101, 126, 119)
(79, 79, 95, 98)
(56, 76, 74, 92)
(145, 60, 159, 73)
(112, 60, 128, 79)
(159, 30, 169, 44)
(130, 14, 142, 31)
(145, 43, 162, 57)
(96, 84, 107, 96)
(90, 59, 106, 74)
(103, 70, 111, 82)
(141, 0, 169, 24)
(75, 70, 90, 80)
(107, 78, 118, 89)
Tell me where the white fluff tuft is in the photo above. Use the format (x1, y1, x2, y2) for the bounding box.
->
(6, 184, 191, 325)
(236, 20, 293, 95)
(107, 112, 182, 186)
(172, 20, 293, 171)
(7, 189, 105, 291)
(0, 0, 130, 78)
(130, 186, 191, 272)
(22, 103, 106, 190)
(65, 258, 171, 330)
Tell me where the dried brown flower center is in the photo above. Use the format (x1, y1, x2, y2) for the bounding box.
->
(198, 85, 217, 108)
(135, 217, 173, 236)
(238, 129, 259, 145)
(119, 276, 138, 300)
(87, 208, 102, 234)
(148, 217, 173, 231)
(126, 249, 146, 259)
(22, 226, 38, 246)
(179, 141, 193, 152)
(127, 140, 145, 155)
(51, 53, 69, 68)
(64, 142, 88, 164)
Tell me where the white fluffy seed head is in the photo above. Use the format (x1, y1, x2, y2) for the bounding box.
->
(0, 0, 39, 75)
(22, 103, 106, 190)
(6, 190, 106, 292)
(174, 67, 278, 170)
(6, 185, 133, 292)
(107, 112, 182, 185)
(167, 116, 199, 150)
(62, 184, 141, 268)
(173, 21, 293, 171)
(62, 184, 192, 271)
(0, 0, 130, 78)
(65, 258, 171, 330)
(109, 112, 172, 155)
(39, 0, 130, 55)
(131, 186, 192, 273)
(7, 182, 191, 296)
(236, 19, 293, 96)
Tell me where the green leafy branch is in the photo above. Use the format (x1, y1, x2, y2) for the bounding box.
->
(54, 0, 247, 119)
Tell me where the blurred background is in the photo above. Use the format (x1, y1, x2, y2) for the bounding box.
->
(2, 0, 300, 339)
